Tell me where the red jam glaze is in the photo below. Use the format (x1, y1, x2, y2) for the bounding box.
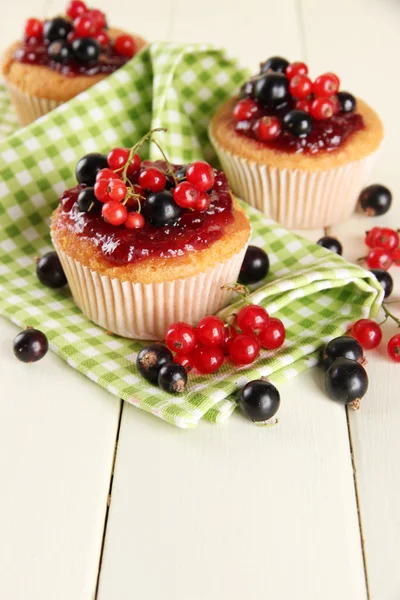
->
(235, 103, 364, 155)
(14, 40, 127, 77)
(58, 167, 234, 265)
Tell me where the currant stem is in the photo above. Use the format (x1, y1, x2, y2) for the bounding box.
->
(151, 139, 178, 186)
(380, 302, 400, 327)
(120, 127, 167, 183)
(221, 283, 252, 304)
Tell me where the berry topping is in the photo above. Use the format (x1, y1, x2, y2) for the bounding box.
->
(282, 110, 313, 137)
(325, 358, 368, 406)
(76, 152, 108, 186)
(229, 334, 261, 365)
(253, 73, 290, 109)
(192, 346, 224, 374)
(310, 96, 335, 120)
(233, 98, 262, 122)
(238, 380, 280, 422)
(286, 61, 308, 79)
(173, 182, 199, 209)
(43, 17, 73, 42)
(87, 8, 106, 30)
(158, 363, 187, 394)
(289, 75, 312, 99)
(94, 179, 111, 203)
(197, 316, 225, 347)
(351, 319, 382, 350)
(13, 329, 49, 364)
(107, 147, 130, 170)
(24, 18, 44, 40)
(94, 29, 110, 47)
(194, 192, 211, 212)
(317, 236, 343, 255)
(186, 161, 215, 192)
(73, 14, 97, 37)
(322, 336, 364, 369)
(48, 40, 72, 63)
(239, 246, 269, 284)
(258, 318, 286, 350)
(96, 168, 120, 182)
(139, 167, 167, 192)
(260, 56, 289, 74)
(166, 322, 198, 354)
(36, 252, 67, 289)
(237, 305, 269, 336)
(387, 334, 400, 362)
(370, 269, 393, 298)
(359, 184, 392, 216)
(125, 212, 145, 230)
(137, 344, 173, 384)
(337, 92, 357, 113)
(253, 116, 281, 142)
(312, 72, 340, 97)
(72, 37, 100, 63)
(141, 191, 181, 227)
(77, 187, 101, 213)
(114, 34, 137, 58)
(101, 200, 128, 226)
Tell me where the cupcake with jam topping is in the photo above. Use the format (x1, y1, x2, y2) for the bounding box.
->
(1, 0, 147, 126)
(209, 56, 384, 228)
(51, 131, 251, 340)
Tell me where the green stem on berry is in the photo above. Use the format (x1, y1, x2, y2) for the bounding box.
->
(221, 283, 252, 304)
(120, 127, 167, 183)
(379, 303, 400, 327)
(151, 139, 178, 186)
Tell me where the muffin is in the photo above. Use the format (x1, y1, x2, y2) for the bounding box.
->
(51, 139, 251, 340)
(1, 1, 147, 126)
(210, 56, 384, 229)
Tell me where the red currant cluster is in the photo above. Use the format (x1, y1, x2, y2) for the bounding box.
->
(165, 304, 286, 376)
(350, 318, 400, 363)
(364, 227, 400, 270)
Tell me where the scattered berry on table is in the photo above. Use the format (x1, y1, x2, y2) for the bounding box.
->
(258, 318, 286, 350)
(137, 344, 173, 384)
(282, 110, 313, 137)
(325, 358, 368, 407)
(239, 246, 269, 284)
(322, 336, 364, 369)
(366, 247, 393, 270)
(221, 325, 238, 355)
(13, 329, 49, 363)
(173, 353, 195, 373)
(317, 236, 343, 255)
(351, 319, 382, 350)
(197, 316, 225, 347)
(238, 380, 281, 422)
(387, 334, 400, 362)
(260, 56, 290, 74)
(158, 363, 187, 394)
(237, 304, 270, 336)
(370, 268, 393, 298)
(359, 184, 392, 216)
(373, 227, 399, 251)
(76, 153, 108, 186)
(36, 251, 67, 289)
(141, 191, 181, 227)
(229, 334, 261, 365)
(365, 227, 383, 248)
(392, 248, 400, 266)
(192, 346, 224, 374)
(166, 322, 198, 354)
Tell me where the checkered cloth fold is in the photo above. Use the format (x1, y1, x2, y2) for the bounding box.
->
(0, 43, 383, 427)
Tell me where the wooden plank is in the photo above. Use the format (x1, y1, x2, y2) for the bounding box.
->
(301, 0, 400, 597)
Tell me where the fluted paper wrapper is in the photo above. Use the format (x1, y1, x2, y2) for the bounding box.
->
(53, 242, 249, 340)
(211, 134, 379, 229)
(3, 81, 63, 127)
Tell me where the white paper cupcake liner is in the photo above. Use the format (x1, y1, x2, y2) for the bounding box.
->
(3, 80, 63, 126)
(53, 242, 249, 340)
(210, 133, 380, 229)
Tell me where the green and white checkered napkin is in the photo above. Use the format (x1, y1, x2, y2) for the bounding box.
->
(0, 42, 383, 427)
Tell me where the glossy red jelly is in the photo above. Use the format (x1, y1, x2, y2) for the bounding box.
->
(58, 168, 234, 265)
(235, 108, 364, 154)
(14, 40, 127, 77)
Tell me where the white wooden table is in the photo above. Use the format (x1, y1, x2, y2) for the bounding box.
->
(1, 1, 399, 598)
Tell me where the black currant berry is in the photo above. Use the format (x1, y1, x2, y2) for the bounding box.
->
(72, 38, 100, 64)
(13, 329, 49, 363)
(175, 165, 188, 181)
(77, 187, 102, 214)
(36, 251, 67, 289)
(370, 268, 393, 298)
(137, 344, 173, 384)
(142, 191, 181, 227)
(260, 56, 289, 74)
(158, 363, 187, 394)
(282, 110, 313, 137)
(238, 380, 280, 422)
(48, 40, 72, 63)
(317, 236, 343, 255)
(359, 184, 392, 216)
(325, 358, 368, 406)
(253, 73, 290, 109)
(76, 153, 108, 186)
(322, 336, 364, 369)
(43, 18, 72, 42)
(239, 245, 269, 285)
(336, 92, 356, 113)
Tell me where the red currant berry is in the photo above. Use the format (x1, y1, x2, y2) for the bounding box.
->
(102, 201, 128, 226)
(66, 0, 87, 19)
(114, 34, 137, 58)
(253, 116, 281, 142)
(351, 319, 382, 350)
(186, 161, 215, 192)
(237, 304, 270, 336)
(365, 227, 382, 248)
(286, 61, 308, 79)
(125, 212, 145, 230)
(392, 248, 400, 266)
(94, 179, 111, 203)
(229, 334, 261, 365)
(174, 353, 195, 373)
(73, 15, 96, 37)
(233, 99, 262, 122)
(67, 31, 78, 44)
(24, 18, 43, 39)
(197, 315, 225, 347)
(139, 168, 166, 192)
(295, 99, 312, 113)
(107, 179, 127, 202)
(258, 318, 286, 350)
(86, 9, 106, 31)
(313, 73, 340, 97)
(173, 182, 199, 209)
(374, 227, 399, 251)
(366, 248, 393, 270)
(125, 185, 144, 209)
(310, 97, 335, 120)
(107, 147, 130, 170)
(194, 192, 211, 212)
(127, 153, 141, 176)
(387, 334, 400, 362)
(166, 322, 198, 354)
(94, 29, 110, 47)
(193, 346, 224, 374)
(330, 95, 340, 115)
(289, 75, 312, 99)
(96, 168, 120, 182)
(221, 325, 238, 355)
